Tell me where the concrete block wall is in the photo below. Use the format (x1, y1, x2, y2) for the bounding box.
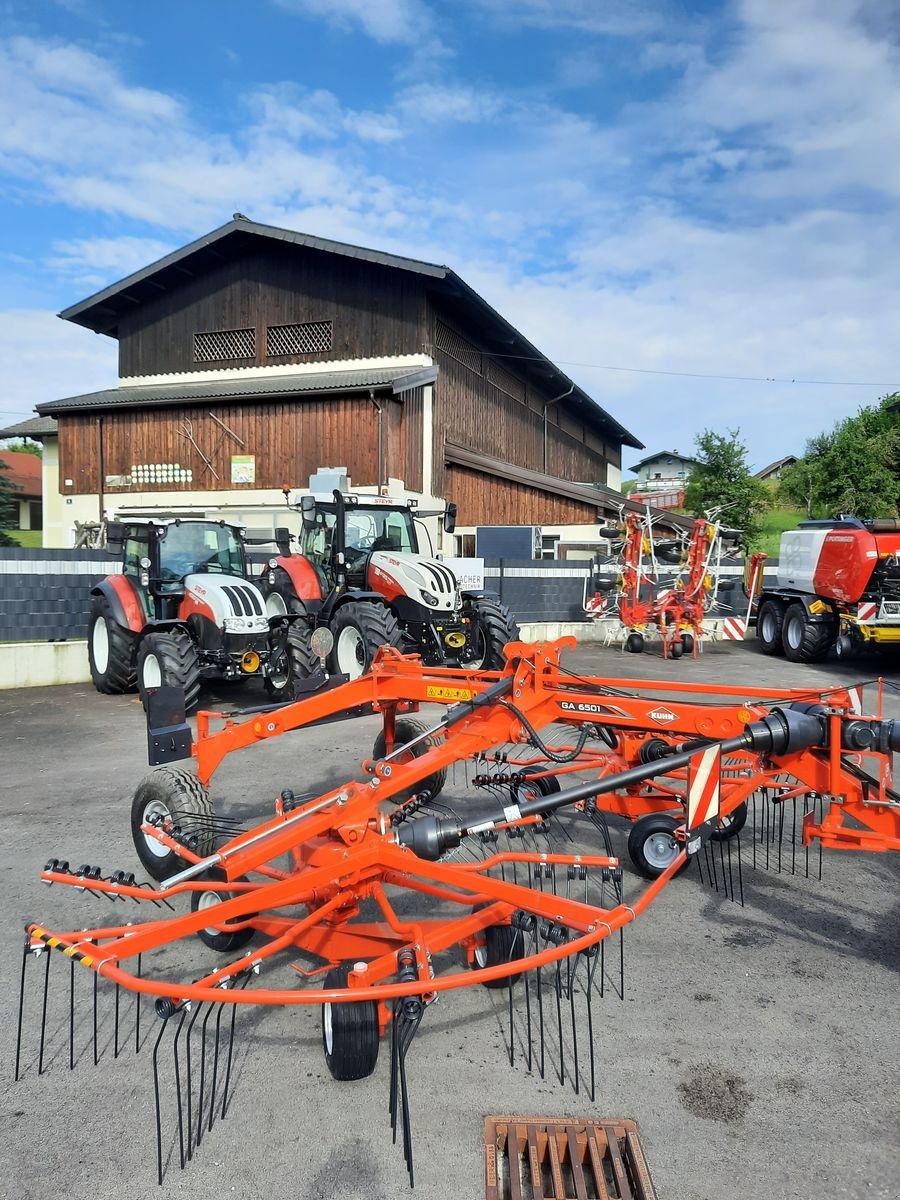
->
(0, 548, 118, 642)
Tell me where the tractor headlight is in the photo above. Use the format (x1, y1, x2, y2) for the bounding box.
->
(421, 591, 439, 607)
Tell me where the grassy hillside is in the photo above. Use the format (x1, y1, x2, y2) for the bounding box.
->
(5, 530, 42, 548)
(756, 507, 805, 557)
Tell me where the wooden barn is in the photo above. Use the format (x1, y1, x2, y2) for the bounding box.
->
(33, 216, 646, 548)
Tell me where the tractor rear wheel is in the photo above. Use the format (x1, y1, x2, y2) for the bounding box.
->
(372, 716, 447, 802)
(757, 600, 785, 655)
(136, 629, 201, 712)
(782, 603, 834, 663)
(259, 566, 307, 619)
(130, 767, 214, 880)
(464, 597, 519, 670)
(87, 597, 137, 694)
(329, 601, 403, 680)
(264, 621, 318, 700)
(321, 963, 380, 1081)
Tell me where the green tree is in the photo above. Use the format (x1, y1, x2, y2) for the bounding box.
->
(0, 456, 21, 547)
(1, 439, 42, 458)
(683, 428, 769, 550)
(778, 395, 900, 519)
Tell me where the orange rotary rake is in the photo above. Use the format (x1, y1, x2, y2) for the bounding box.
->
(14, 640, 900, 1187)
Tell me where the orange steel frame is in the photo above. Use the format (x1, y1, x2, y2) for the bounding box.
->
(25, 639, 899, 1018)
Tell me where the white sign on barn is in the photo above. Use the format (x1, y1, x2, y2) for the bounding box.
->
(443, 557, 485, 590)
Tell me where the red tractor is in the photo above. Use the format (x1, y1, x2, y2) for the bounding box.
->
(756, 516, 900, 661)
(88, 518, 317, 710)
(260, 488, 519, 678)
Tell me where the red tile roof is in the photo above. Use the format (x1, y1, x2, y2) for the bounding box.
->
(0, 450, 42, 497)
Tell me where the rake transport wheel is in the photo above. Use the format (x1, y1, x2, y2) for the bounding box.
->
(259, 566, 306, 619)
(670, 640, 684, 659)
(464, 597, 520, 670)
(264, 621, 318, 701)
(625, 632, 645, 654)
(471, 916, 528, 989)
(130, 767, 215, 880)
(711, 801, 748, 841)
(511, 768, 560, 804)
(681, 633, 695, 654)
(756, 599, 786, 656)
(329, 601, 404, 680)
(782, 603, 834, 664)
(190, 868, 256, 952)
(136, 629, 201, 712)
(627, 813, 684, 880)
(321, 963, 380, 1081)
(87, 597, 136, 694)
(372, 717, 448, 802)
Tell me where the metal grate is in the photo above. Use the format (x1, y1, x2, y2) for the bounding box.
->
(266, 320, 333, 357)
(487, 359, 526, 403)
(435, 320, 483, 373)
(193, 328, 255, 362)
(485, 1116, 657, 1200)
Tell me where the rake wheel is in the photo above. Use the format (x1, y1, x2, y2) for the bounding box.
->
(130, 767, 214, 879)
(628, 813, 683, 879)
(372, 717, 447, 802)
(190, 868, 256, 952)
(322, 963, 380, 1081)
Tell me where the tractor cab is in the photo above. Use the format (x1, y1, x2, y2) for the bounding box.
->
(297, 495, 419, 591)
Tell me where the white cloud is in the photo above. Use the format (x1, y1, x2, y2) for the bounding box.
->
(47, 235, 174, 287)
(468, 0, 668, 37)
(0, 311, 117, 423)
(272, 0, 440, 47)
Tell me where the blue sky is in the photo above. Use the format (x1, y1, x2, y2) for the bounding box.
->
(1, 0, 898, 473)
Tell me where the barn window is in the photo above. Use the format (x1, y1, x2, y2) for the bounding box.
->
(266, 320, 333, 357)
(435, 321, 483, 373)
(193, 328, 255, 362)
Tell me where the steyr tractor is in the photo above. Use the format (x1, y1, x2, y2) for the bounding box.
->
(88, 519, 318, 710)
(259, 489, 519, 678)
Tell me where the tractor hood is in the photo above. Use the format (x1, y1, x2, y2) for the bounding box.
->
(183, 574, 270, 634)
(368, 553, 459, 613)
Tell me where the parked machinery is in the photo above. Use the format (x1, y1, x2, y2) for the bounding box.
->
(586, 508, 735, 657)
(16, 639, 900, 1188)
(259, 485, 519, 678)
(756, 516, 900, 661)
(87, 518, 318, 710)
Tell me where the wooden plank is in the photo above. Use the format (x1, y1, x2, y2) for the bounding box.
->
(566, 1127, 589, 1200)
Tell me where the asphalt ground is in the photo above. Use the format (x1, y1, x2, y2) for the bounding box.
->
(1, 639, 898, 1200)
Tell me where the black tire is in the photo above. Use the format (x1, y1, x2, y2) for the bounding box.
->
(130, 767, 215, 880)
(190, 868, 256, 952)
(372, 717, 447, 802)
(627, 813, 685, 879)
(464, 597, 519, 670)
(136, 628, 201, 712)
(471, 917, 527, 989)
(711, 801, 748, 841)
(756, 600, 785, 656)
(259, 566, 307, 619)
(511, 768, 560, 805)
(87, 597, 137, 694)
(625, 632, 645, 654)
(264, 621, 318, 701)
(321, 963, 379, 1081)
(782, 603, 834, 664)
(681, 634, 694, 654)
(670, 641, 684, 659)
(329, 601, 403, 680)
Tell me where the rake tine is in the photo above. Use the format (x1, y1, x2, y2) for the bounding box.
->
(185, 1002, 204, 1161)
(92, 970, 98, 1067)
(554, 959, 565, 1087)
(752, 792, 758, 870)
(207, 1002, 226, 1135)
(584, 948, 599, 1103)
(619, 928, 625, 1001)
(395, 1005, 423, 1187)
(196, 1003, 216, 1148)
(114, 981, 120, 1059)
(569, 954, 579, 1096)
(791, 798, 797, 875)
(777, 802, 784, 873)
(152, 1013, 171, 1187)
(389, 1007, 399, 1137)
(696, 846, 706, 886)
(14, 938, 28, 1083)
(765, 796, 770, 871)
(38, 947, 51, 1075)
(718, 838, 727, 899)
(817, 795, 823, 881)
(507, 931, 519, 1068)
(135, 954, 142, 1054)
(173, 1008, 188, 1170)
(737, 835, 744, 906)
(805, 795, 811, 879)
(221, 973, 252, 1121)
(69, 957, 75, 1070)
(709, 840, 720, 892)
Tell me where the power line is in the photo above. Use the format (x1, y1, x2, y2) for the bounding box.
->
(479, 351, 895, 389)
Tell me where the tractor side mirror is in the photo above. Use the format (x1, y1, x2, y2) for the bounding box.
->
(443, 503, 457, 534)
(274, 526, 291, 557)
(105, 521, 126, 554)
(299, 495, 317, 530)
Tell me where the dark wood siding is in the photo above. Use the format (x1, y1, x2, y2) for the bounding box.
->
(117, 246, 429, 377)
(446, 465, 600, 526)
(58, 395, 412, 496)
(427, 309, 612, 501)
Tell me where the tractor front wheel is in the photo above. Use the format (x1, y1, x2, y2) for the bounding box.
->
(136, 629, 201, 712)
(264, 622, 318, 700)
(321, 963, 380, 1081)
(329, 602, 403, 680)
(464, 597, 519, 670)
(130, 767, 214, 880)
(87, 598, 136, 694)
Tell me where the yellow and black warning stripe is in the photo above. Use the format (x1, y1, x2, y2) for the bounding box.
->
(28, 925, 94, 968)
